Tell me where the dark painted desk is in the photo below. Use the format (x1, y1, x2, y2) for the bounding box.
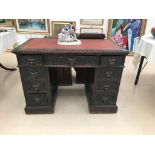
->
(12, 38, 128, 114)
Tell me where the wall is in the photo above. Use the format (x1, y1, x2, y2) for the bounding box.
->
(145, 19, 155, 35)
(15, 19, 154, 45)
(49, 19, 109, 35)
(16, 19, 109, 44)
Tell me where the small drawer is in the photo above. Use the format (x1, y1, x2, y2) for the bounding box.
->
(20, 67, 46, 80)
(95, 67, 123, 81)
(93, 93, 116, 105)
(18, 55, 43, 66)
(44, 55, 98, 66)
(24, 80, 47, 93)
(101, 56, 124, 66)
(94, 80, 119, 92)
(25, 93, 49, 106)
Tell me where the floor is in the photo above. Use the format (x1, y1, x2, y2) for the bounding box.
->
(0, 52, 155, 135)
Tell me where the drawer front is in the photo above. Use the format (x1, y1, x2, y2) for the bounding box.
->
(101, 56, 124, 66)
(25, 93, 49, 106)
(18, 55, 43, 66)
(75, 56, 98, 66)
(24, 80, 47, 93)
(20, 67, 46, 80)
(44, 55, 98, 66)
(95, 67, 123, 81)
(94, 80, 119, 92)
(93, 93, 116, 105)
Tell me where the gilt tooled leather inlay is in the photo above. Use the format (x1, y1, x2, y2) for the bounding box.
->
(22, 39, 121, 51)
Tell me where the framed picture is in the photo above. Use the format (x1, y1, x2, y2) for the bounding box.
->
(52, 21, 76, 37)
(80, 27, 103, 33)
(107, 19, 147, 52)
(80, 19, 104, 26)
(15, 19, 50, 34)
(0, 19, 14, 27)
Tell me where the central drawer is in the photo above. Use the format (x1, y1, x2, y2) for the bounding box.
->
(44, 55, 98, 66)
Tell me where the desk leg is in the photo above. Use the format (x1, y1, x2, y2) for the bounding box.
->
(0, 63, 17, 71)
(134, 56, 145, 85)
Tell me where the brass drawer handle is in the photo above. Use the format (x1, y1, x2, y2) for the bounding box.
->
(109, 61, 115, 65)
(109, 58, 116, 62)
(104, 85, 111, 90)
(69, 58, 74, 65)
(32, 83, 41, 90)
(30, 72, 38, 78)
(105, 72, 112, 76)
(34, 97, 41, 104)
(27, 58, 36, 64)
(102, 97, 109, 101)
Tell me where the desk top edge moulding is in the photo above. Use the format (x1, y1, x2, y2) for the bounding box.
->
(12, 38, 128, 114)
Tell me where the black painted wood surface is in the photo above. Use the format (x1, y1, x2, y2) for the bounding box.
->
(12, 38, 128, 114)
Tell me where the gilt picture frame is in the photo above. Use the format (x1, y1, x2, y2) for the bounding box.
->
(107, 19, 147, 53)
(0, 19, 15, 27)
(15, 19, 50, 34)
(80, 19, 104, 26)
(51, 21, 76, 37)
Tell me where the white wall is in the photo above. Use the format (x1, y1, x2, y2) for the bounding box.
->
(145, 19, 155, 35)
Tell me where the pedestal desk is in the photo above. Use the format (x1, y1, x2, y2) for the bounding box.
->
(12, 38, 128, 114)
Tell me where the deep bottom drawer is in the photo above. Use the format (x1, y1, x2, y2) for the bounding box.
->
(25, 93, 49, 106)
(92, 93, 117, 105)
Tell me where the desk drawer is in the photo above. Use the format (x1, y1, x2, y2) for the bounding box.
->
(95, 67, 123, 81)
(101, 56, 124, 66)
(25, 93, 49, 106)
(24, 80, 47, 93)
(93, 93, 116, 105)
(20, 67, 46, 80)
(44, 55, 98, 66)
(18, 55, 43, 66)
(94, 80, 119, 92)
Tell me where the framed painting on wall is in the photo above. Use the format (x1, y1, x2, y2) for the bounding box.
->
(15, 19, 50, 34)
(80, 19, 104, 26)
(0, 19, 14, 27)
(51, 21, 76, 37)
(80, 27, 103, 33)
(107, 19, 147, 53)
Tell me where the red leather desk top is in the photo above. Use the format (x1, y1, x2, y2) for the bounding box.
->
(13, 38, 128, 55)
(22, 39, 120, 50)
